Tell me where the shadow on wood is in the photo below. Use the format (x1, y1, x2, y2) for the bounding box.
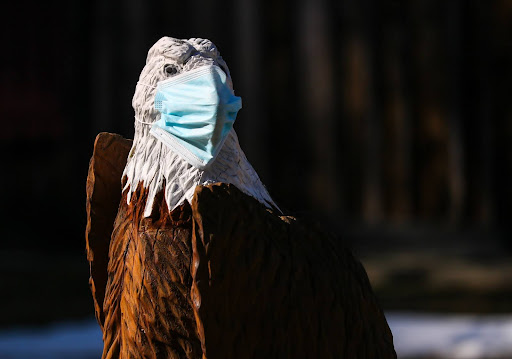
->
(86, 132, 396, 358)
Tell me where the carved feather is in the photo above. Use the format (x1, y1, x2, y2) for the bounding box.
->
(86, 133, 396, 358)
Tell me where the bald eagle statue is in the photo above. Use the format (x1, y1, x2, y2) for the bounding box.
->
(85, 37, 397, 359)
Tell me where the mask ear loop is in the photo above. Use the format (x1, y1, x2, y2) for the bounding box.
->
(135, 81, 158, 125)
(137, 81, 156, 89)
(134, 116, 154, 125)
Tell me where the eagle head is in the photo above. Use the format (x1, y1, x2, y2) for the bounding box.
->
(123, 36, 278, 217)
(132, 37, 233, 129)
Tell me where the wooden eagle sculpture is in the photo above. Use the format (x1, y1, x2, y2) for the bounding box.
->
(86, 37, 397, 359)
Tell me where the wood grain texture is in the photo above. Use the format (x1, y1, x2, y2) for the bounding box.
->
(86, 133, 396, 358)
(191, 183, 397, 359)
(86, 132, 133, 328)
(101, 185, 202, 359)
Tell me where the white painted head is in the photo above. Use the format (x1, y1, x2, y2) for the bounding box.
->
(122, 37, 277, 216)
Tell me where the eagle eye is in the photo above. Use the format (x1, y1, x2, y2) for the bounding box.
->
(164, 64, 178, 76)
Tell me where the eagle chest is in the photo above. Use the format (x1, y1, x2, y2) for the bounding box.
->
(102, 187, 202, 358)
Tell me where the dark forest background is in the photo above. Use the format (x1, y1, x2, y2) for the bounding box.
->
(0, 0, 511, 325)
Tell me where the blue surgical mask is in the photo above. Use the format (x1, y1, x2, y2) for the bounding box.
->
(146, 64, 242, 169)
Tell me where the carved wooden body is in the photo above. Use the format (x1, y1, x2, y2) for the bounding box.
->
(86, 133, 396, 359)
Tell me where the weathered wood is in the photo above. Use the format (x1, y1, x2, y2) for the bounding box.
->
(87, 132, 396, 358)
(191, 183, 396, 359)
(101, 184, 201, 359)
(85, 132, 132, 328)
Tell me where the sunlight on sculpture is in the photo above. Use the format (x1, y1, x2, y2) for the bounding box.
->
(85, 36, 397, 359)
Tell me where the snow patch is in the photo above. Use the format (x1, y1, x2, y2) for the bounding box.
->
(1, 313, 512, 358)
(387, 312, 512, 358)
